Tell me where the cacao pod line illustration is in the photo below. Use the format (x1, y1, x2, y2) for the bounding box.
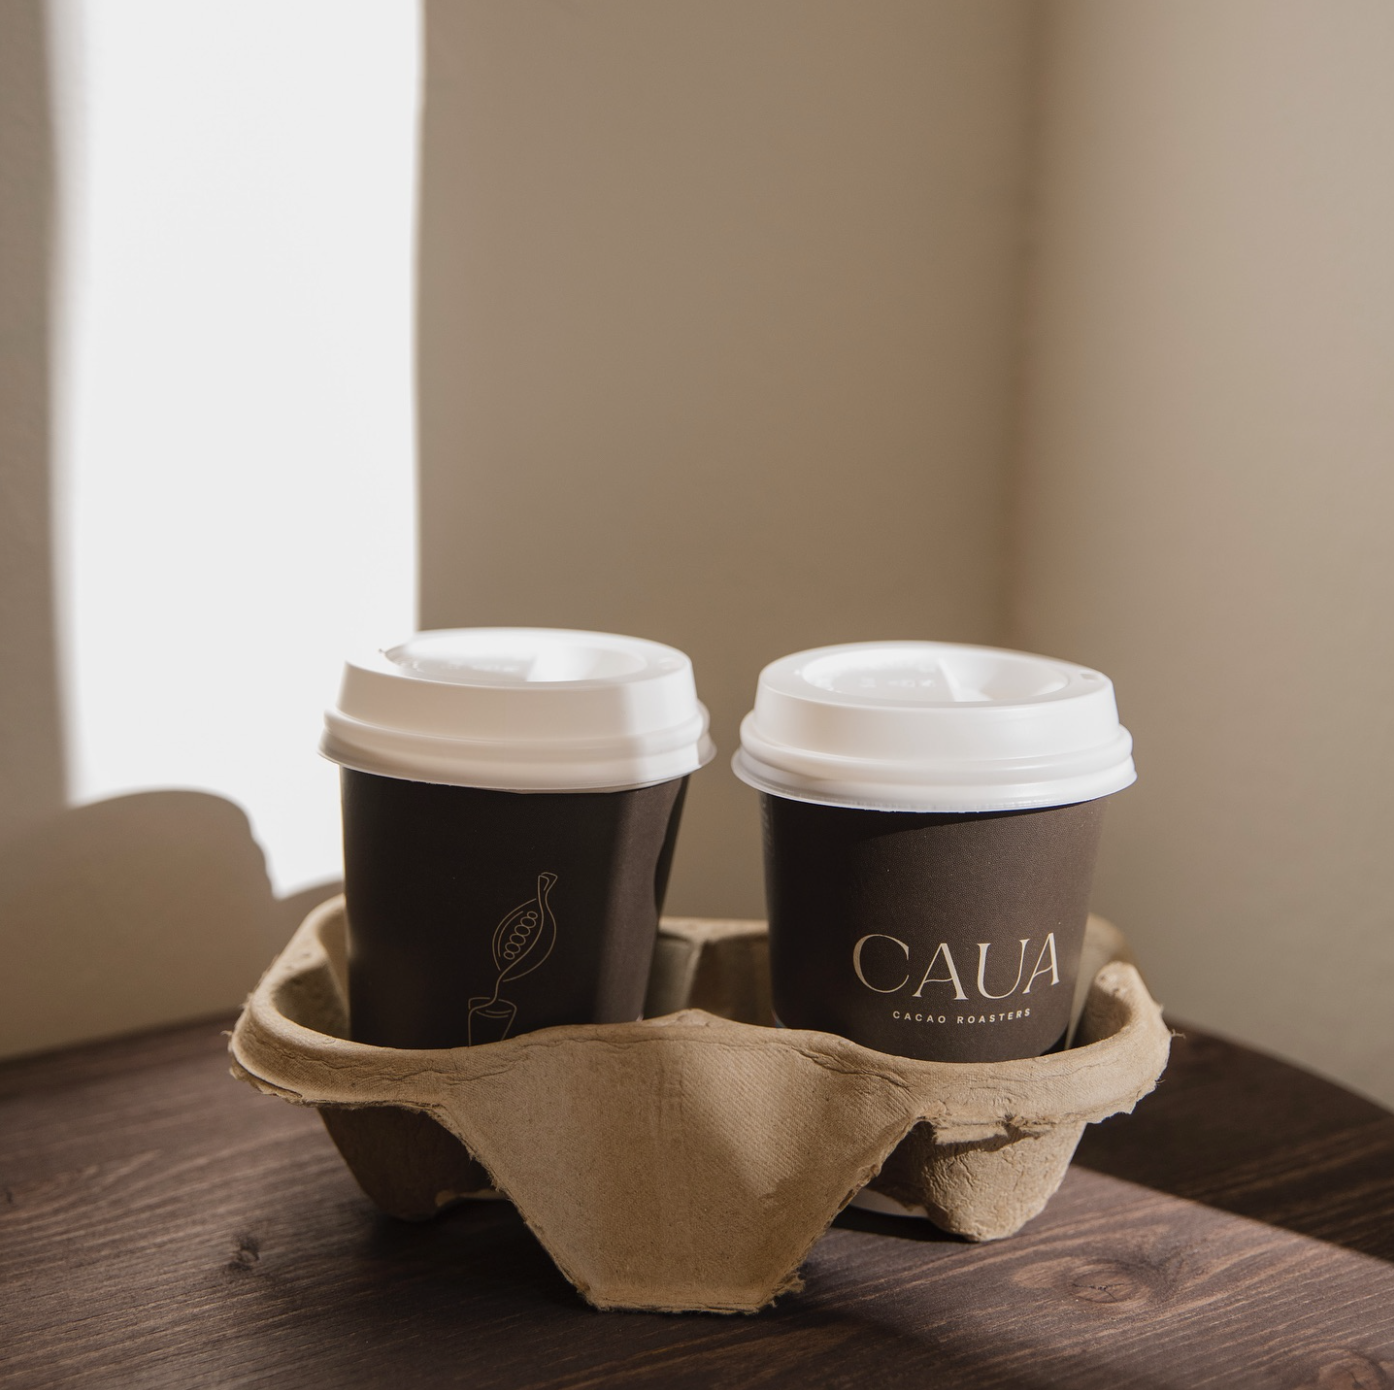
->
(467, 872, 558, 1045)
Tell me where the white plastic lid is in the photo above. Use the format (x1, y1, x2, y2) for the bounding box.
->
(322, 628, 715, 792)
(733, 641, 1135, 813)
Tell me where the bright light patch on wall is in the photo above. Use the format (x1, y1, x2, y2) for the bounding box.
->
(51, 0, 420, 895)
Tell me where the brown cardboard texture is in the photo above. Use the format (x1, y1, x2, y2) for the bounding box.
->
(230, 899, 1169, 1314)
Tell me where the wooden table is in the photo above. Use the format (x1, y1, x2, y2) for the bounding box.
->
(3, 1016, 1392, 1389)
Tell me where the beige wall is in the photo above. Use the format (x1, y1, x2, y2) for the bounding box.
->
(1014, 0, 1394, 1105)
(4, 1, 1391, 1109)
(418, 0, 1038, 919)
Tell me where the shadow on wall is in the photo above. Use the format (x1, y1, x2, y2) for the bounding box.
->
(414, 1, 1035, 923)
(0, 790, 339, 1060)
(0, 0, 64, 848)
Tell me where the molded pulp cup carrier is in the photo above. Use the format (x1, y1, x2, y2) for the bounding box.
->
(231, 900, 1170, 1314)
(321, 629, 715, 1050)
(735, 641, 1136, 1070)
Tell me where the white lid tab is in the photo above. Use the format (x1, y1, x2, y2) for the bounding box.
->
(323, 628, 714, 792)
(733, 641, 1134, 813)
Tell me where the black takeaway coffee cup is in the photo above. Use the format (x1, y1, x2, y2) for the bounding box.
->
(734, 641, 1135, 1064)
(321, 628, 714, 1049)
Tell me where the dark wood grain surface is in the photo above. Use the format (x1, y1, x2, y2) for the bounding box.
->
(2, 1016, 1392, 1389)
